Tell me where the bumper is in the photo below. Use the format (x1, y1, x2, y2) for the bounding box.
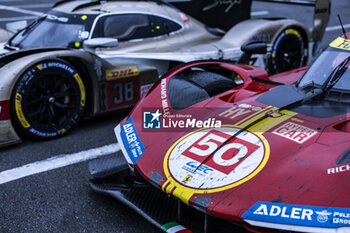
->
(88, 152, 249, 233)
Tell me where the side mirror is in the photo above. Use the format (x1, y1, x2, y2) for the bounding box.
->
(241, 41, 267, 54)
(238, 41, 267, 64)
(84, 38, 119, 48)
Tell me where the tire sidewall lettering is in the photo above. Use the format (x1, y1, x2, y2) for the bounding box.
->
(13, 60, 85, 138)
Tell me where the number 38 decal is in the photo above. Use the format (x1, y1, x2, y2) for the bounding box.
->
(107, 78, 140, 109)
(165, 127, 269, 190)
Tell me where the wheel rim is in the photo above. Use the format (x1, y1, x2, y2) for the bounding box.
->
(270, 29, 305, 74)
(275, 36, 303, 71)
(21, 71, 81, 132)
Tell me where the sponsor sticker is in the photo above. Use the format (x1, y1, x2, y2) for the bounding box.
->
(272, 122, 317, 143)
(120, 117, 145, 164)
(219, 105, 261, 120)
(327, 164, 350, 175)
(143, 110, 162, 129)
(106, 66, 139, 80)
(0, 100, 10, 121)
(330, 37, 350, 51)
(160, 79, 170, 116)
(164, 126, 269, 191)
(106, 78, 140, 109)
(243, 202, 350, 228)
(177, 11, 189, 22)
(140, 84, 153, 97)
(143, 108, 221, 130)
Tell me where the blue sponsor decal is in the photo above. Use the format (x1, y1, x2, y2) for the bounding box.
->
(242, 202, 350, 228)
(143, 110, 161, 129)
(120, 117, 145, 164)
(184, 161, 214, 176)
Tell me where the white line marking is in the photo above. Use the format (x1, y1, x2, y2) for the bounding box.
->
(0, 4, 43, 16)
(0, 16, 37, 22)
(0, 143, 121, 185)
(326, 24, 350, 32)
(251, 10, 270, 16)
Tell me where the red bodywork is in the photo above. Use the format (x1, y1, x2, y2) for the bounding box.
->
(117, 61, 350, 232)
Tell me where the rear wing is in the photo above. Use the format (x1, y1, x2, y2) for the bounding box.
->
(168, 0, 330, 43)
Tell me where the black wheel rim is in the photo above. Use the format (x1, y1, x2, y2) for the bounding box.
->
(273, 34, 304, 73)
(21, 70, 81, 132)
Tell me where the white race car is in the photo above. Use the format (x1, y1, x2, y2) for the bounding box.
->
(2, 0, 330, 74)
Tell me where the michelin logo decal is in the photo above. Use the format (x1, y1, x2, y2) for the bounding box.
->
(242, 202, 350, 228)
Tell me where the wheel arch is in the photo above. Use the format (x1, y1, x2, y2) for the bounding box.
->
(0, 50, 100, 139)
(270, 23, 309, 53)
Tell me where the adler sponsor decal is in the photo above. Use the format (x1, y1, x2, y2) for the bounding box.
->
(243, 202, 350, 228)
(120, 117, 145, 164)
(272, 122, 317, 143)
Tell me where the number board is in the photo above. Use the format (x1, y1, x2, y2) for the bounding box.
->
(164, 126, 269, 192)
(106, 77, 140, 109)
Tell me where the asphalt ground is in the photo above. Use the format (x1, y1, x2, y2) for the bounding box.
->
(0, 1, 349, 233)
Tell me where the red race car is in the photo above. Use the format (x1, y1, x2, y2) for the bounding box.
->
(89, 33, 350, 233)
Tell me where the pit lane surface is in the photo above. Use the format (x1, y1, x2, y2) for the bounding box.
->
(0, 1, 349, 233)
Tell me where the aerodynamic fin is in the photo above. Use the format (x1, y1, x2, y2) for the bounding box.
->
(169, 0, 330, 46)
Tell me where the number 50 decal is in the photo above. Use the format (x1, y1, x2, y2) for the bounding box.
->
(165, 127, 269, 191)
(107, 78, 140, 109)
(182, 129, 260, 175)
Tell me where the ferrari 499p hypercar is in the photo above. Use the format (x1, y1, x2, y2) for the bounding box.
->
(90, 33, 350, 233)
(0, 48, 158, 147)
(1, 0, 330, 75)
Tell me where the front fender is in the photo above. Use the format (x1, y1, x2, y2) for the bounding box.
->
(219, 19, 309, 48)
(0, 49, 101, 145)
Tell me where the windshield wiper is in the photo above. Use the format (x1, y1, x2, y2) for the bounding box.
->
(8, 15, 47, 47)
(321, 56, 350, 93)
(22, 15, 47, 36)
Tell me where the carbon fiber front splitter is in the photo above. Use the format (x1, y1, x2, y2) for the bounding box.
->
(88, 152, 251, 233)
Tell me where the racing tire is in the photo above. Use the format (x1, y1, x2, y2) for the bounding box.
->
(267, 27, 307, 75)
(10, 59, 86, 139)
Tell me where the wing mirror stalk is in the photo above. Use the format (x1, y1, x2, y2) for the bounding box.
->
(237, 41, 267, 64)
(83, 38, 119, 49)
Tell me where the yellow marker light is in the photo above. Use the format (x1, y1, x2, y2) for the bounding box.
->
(156, 26, 160, 30)
(81, 15, 87, 20)
(75, 41, 81, 48)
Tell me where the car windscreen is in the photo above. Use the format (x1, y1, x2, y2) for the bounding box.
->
(9, 11, 96, 49)
(298, 47, 350, 91)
